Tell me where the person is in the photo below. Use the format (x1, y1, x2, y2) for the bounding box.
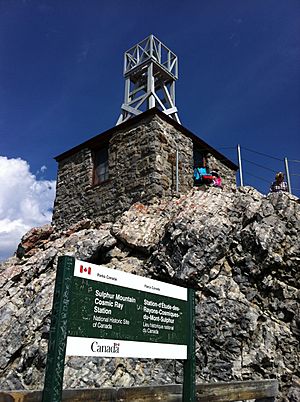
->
(194, 166, 207, 182)
(194, 166, 216, 186)
(211, 171, 223, 188)
(270, 172, 288, 193)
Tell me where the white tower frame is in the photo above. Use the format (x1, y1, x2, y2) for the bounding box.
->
(117, 34, 180, 125)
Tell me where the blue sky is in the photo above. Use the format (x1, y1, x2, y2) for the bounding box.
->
(0, 0, 299, 259)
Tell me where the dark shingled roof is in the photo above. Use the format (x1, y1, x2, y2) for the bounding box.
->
(54, 108, 238, 171)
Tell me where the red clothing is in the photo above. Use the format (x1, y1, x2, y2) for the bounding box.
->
(213, 177, 222, 188)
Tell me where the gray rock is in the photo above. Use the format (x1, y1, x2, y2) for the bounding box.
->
(0, 188, 299, 401)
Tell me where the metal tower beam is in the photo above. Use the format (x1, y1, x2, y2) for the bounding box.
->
(117, 34, 181, 125)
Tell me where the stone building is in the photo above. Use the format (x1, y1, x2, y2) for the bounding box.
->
(52, 108, 238, 230)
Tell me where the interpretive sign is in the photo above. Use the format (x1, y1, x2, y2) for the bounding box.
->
(66, 259, 188, 359)
(42, 256, 195, 402)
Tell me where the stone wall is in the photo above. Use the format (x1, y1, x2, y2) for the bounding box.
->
(206, 153, 236, 189)
(52, 115, 194, 230)
(52, 148, 115, 229)
(52, 114, 236, 230)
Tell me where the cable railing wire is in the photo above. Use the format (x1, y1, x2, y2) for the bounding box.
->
(243, 170, 271, 184)
(193, 143, 299, 195)
(242, 158, 278, 173)
(194, 146, 237, 152)
(242, 147, 282, 161)
(215, 146, 237, 150)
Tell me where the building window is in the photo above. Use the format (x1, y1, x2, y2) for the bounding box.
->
(93, 146, 109, 185)
(193, 147, 206, 168)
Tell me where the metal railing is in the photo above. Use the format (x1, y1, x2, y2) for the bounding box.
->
(236, 145, 299, 197)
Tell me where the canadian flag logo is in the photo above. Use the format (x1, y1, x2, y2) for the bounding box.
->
(80, 265, 92, 275)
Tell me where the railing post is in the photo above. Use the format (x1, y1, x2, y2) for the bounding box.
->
(176, 149, 179, 192)
(182, 288, 196, 402)
(237, 144, 244, 186)
(284, 157, 292, 193)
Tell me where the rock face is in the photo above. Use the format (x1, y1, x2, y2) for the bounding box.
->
(0, 187, 299, 401)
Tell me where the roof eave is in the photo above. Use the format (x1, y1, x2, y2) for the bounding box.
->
(54, 108, 238, 171)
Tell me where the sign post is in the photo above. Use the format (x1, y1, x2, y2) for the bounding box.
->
(182, 288, 196, 402)
(42, 256, 75, 402)
(42, 258, 195, 401)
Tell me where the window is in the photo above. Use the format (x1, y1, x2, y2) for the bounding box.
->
(93, 146, 109, 185)
(193, 147, 206, 168)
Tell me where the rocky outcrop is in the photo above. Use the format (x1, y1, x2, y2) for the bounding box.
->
(0, 187, 299, 401)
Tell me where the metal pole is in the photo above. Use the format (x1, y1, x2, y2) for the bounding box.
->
(176, 150, 179, 192)
(284, 157, 292, 193)
(147, 63, 155, 109)
(149, 34, 154, 57)
(237, 144, 244, 186)
(170, 81, 175, 105)
(182, 288, 196, 402)
(124, 78, 130, 104)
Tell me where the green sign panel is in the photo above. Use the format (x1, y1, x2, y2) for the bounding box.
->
(65, 260, 189, 359)
(68, 277, 188, 345)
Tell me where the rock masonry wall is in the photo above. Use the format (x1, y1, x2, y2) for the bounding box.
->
(52, 115, 236, 231)
(207, 153, 236, 188)
(52, 115, 194, 231)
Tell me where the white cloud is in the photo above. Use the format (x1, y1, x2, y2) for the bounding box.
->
(0, 156, 56, 261)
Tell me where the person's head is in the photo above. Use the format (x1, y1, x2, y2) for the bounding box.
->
(275, 172, 284, 182)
